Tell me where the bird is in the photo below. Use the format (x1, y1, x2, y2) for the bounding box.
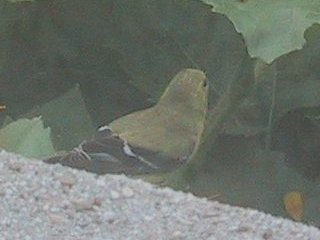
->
(44, 68, 209, 175)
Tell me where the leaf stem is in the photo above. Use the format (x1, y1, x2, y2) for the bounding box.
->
(265, 64, 277, 150)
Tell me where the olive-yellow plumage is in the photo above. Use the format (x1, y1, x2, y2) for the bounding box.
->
(109, 68, 208, 160)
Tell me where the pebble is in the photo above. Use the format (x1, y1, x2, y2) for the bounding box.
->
(72, 199, 94, 211)
(110, 190, 120, 199)
(48, 213, 69, 224)
(59, 173, 77, 187)
(172, 230, 183, 237)
(122, 187, 134, 198)
(8, 161, 22, 172)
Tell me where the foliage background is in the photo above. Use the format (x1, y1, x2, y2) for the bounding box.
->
(1, 0, 320, 225)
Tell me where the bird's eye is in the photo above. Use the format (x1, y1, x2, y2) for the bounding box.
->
(202, 79, 208, 88)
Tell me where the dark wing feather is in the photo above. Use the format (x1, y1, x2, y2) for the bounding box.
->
(44, 128, 185, 175)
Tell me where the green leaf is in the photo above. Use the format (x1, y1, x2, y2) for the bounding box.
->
(202, 0, 320, 63)
(0, 117, 55, 158)
(222, 24, 320, 138)
(0, 0, 249, 126)
(23, 84, 95, 151)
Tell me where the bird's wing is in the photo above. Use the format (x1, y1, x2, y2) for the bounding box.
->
(109, 105, 200, 160)
(44, 128, 185, 175)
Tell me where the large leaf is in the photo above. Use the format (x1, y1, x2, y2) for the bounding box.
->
(0, 116, 54, 158)
(23, 84, 95, 151)
(223, 24, 320, 137)
(0, 0, 249, 125)
(202, 0, 320, 63)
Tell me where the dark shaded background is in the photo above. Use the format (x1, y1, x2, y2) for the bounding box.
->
(1, 0, 320, 225)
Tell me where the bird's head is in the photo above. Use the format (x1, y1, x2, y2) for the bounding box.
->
(158, 68, 209, 117)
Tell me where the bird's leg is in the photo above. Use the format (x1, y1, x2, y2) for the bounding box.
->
(70, 141, 93, 162)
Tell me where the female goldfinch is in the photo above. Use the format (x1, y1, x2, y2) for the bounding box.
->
(45, 68, 209, 175)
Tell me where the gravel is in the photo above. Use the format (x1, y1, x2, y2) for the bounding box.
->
(0, 150, 319, 240)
